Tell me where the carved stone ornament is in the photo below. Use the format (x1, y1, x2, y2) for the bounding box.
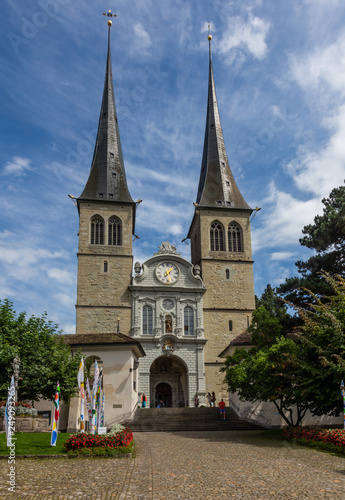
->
(154, 241, 180, 256)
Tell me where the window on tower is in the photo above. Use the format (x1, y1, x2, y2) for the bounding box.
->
(228, 222, 243, 252)
(184, 306, 194, 335)
(210, 221, 224, 251)
(90, 215, 104, 244)
(142, 305, 153, 335)
(108, 216, 122, 246)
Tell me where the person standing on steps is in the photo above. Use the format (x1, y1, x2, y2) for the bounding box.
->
(194, 394, 200, 407)
(207, 392, 212, 407)
(219, 399, 226, 421)
(141, 393, 147, 408)
(212, 391, 216, 407)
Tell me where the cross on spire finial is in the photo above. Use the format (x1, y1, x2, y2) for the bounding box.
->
(208, 23, 212, 41)
(103, 9, 117, 26)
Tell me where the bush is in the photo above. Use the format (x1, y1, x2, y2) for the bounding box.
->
(64, 427, 133, 455)
(0, 401, 37, 417)
(282, 427, 345, 454)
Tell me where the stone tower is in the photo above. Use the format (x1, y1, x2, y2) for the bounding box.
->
(188, 36, 255, 394)
(76, 24, 136, 335)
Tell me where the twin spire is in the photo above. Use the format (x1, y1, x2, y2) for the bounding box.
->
(79, 19, 134, 204)
(196, 35, 250, 210)
(79, 21, 249, 212)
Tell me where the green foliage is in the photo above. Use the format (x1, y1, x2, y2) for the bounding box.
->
(222, 273, 345, 426)
(278, 184, 345, 307)
(0, 299, 81, 402)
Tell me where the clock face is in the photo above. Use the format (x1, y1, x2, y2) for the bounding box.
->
(155, 262, 180, 285)
(162, 299, 174, 311)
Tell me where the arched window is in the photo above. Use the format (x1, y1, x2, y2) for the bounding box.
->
(108, 216, 122, 246)
(210, 221, 224, 251)
(90, 216, 104, 244)
(143, 305, 153, 335)
(184, 306, 194, 335)
(228, 222, 243, 252)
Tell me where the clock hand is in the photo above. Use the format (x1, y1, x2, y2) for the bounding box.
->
(164, 267, 173, 282)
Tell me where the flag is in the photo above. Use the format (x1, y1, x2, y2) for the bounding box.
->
(5, 376, 15, 447)
(91, 361, 99, 434)
(77, 357, 85, 433)
(85, 378, 92, 426)
(101, 387, 105, 427)
(50, 382, 60, 446)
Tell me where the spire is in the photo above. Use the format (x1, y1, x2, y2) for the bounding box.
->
(195, 35, 251, 210)
(79, 18, 134, 204)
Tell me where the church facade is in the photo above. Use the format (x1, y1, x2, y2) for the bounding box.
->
(65, 25, 255, 425)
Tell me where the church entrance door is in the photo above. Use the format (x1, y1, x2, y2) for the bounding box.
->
(155, 382, 172, 408)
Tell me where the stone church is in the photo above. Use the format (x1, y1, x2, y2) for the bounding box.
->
(62, 24, 255, 430)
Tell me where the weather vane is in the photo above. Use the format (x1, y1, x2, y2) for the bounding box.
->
(103, 9, 117, 26)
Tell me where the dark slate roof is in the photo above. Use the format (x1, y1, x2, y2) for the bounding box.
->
(195, 39, 251, 211)
(79, 26, 134, 204)
(61, 333, 145, 356)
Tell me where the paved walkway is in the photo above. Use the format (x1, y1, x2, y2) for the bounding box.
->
(1, 431, 345, 498)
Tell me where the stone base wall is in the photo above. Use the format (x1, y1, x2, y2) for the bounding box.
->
(0, 417, 49, 432)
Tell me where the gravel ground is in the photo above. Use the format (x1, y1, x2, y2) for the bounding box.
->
(1, 430, 345, 499)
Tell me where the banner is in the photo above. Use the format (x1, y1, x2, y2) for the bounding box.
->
(91, 361, 99, 435)
(5, 376, 15, 447)
(50, 382, 60, 446)
(77, 357, 85, 433)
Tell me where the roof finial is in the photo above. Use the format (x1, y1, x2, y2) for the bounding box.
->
(103, 9, 117, 27)
(208, 23, 212, 41)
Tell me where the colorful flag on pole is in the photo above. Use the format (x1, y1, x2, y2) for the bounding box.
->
(50, 382, 60, 446)
(101, 387, 105, 427)
(5, 376, 15, 447)
(77, 357, 85, 433)
(86, 378, 92, 427)
(91, 361, 99, 435)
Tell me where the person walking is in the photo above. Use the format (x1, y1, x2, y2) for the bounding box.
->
(219, 398, 226, 421)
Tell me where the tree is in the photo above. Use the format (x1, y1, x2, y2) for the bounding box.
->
(255, 284, 299, 333)
(0, 299, 81, 403)
(278, 184, 345, 307)
(222, 274, 345, 426)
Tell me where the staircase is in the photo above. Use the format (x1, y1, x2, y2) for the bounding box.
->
(122, 407, 264, 432)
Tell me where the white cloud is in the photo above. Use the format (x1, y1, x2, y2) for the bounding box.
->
(219, 12, 270, 63)
(47, 267, 74, 285)
(133, 23, 152, 51)
(270, 251, 296, 261)
(2, 157, 32, 177)
(54, 293, 75, 308)
(252, 182, 322, 251)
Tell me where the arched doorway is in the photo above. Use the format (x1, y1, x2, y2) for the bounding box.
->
(150, 355, 188, 407)
(155, 382, 172, 408)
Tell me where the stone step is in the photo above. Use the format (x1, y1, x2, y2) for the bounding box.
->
(122, 407, 264, 432)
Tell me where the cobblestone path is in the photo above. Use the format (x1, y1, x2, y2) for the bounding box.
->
(1, 431, 345, 499)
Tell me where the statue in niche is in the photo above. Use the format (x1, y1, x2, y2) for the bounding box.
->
(165, 314, 172, 333)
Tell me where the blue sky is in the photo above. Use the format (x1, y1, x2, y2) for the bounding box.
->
(1, 0, 345, 334)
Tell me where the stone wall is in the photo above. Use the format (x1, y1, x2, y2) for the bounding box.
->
(0, 417, 49, 432)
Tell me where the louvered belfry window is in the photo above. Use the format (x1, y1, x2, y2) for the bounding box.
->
(90, 216, 104, 244)
(228, 222, 243, 252)
(210, 221, 224, 251)
(108, 216, 122, 246)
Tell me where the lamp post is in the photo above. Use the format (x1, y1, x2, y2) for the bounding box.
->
(340, 380, 345, 430)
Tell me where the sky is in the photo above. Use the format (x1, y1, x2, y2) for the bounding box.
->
(1, 0, 345, 334)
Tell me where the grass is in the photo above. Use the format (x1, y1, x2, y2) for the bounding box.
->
(0, 432, 70, 456)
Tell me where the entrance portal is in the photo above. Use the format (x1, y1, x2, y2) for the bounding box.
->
(155, 382, 172, 408)
(150, 355, 188, 407)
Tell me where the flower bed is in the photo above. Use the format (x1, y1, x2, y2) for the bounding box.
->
(0, 401, 38, 417)
(64, 427, 134, 457)
(282, 427, 345, 454)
